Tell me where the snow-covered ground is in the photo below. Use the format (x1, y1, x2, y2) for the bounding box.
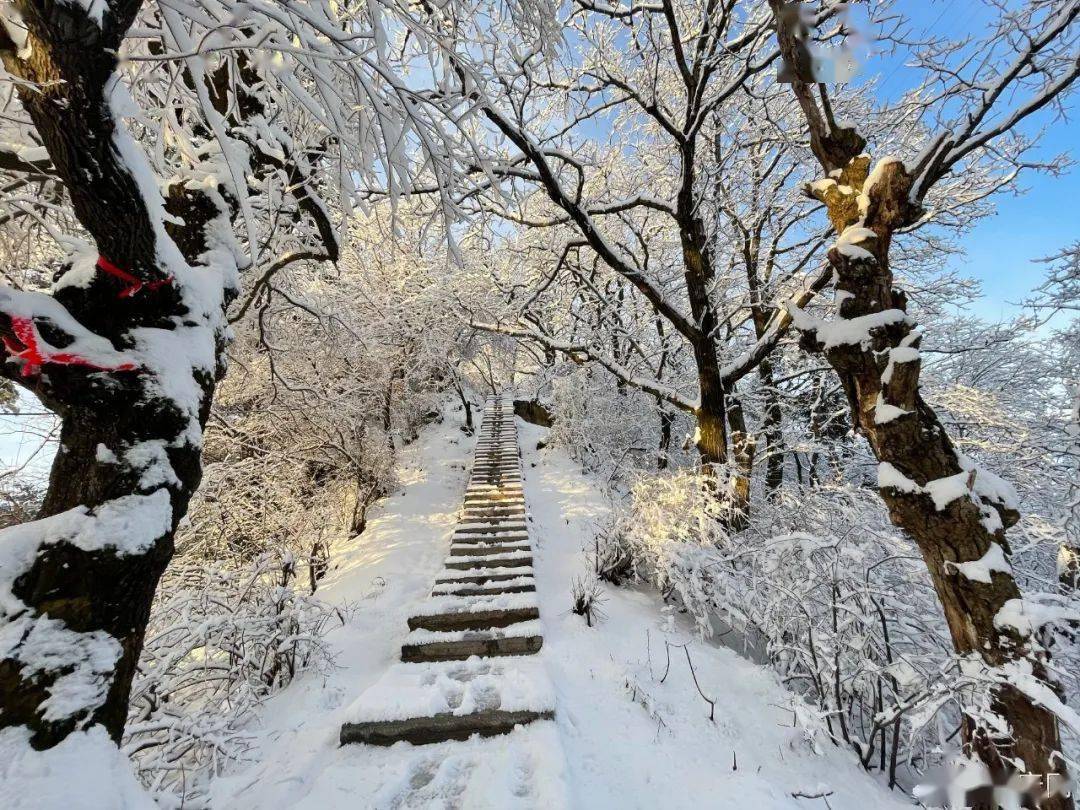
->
(210, 408, 913, 809)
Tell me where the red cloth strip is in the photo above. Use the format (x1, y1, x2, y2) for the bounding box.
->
(96, 256, 172, 299)
(2, 317, 137, 377)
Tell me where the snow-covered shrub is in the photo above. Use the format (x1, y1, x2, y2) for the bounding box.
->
(600, 471, 1080, 786)
(124, 554, 344, 808)
(570, 576, 607, 627)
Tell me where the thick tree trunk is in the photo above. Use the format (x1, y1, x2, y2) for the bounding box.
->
(693, 351, 728, 470)
(0, 1, 223, 750)
(796, 154, 1069, 803)
(5, 395, 208, 748)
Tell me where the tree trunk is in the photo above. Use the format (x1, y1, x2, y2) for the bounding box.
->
(725, 389, 755, 531)
(795, 153, 1069, 802)
(657, 406, 674, 470)
(454, 380, 473, 433)
(693, 351, 728, 471)
(0, 1, 224, 749)
(758, 358, 784, 495)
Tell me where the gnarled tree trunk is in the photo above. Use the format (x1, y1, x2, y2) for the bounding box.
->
(0, 0, 225, 748)
(766, 6, 1071, 792)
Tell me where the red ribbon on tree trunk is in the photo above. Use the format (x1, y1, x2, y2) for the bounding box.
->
(2, 317, 137, 377)
(96, 255, 172, 299)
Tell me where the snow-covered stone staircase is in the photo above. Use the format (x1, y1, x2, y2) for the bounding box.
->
(340, 396, 555, 747)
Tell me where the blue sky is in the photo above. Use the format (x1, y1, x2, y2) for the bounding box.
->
(861, 2, 1079, 321)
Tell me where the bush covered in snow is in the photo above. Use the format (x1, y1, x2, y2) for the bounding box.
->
(598, 469, 1080, 786)
(124, 555, 344, 807)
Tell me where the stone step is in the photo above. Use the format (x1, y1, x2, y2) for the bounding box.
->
(408, 591, 535, 622)
(400, 621, 544, 662)
(443, 554, 533, 571)
(407, 604, 539, 632)
(455, 522, 529, 533)
(456, 520, 529, 530)
(449, 542, 530, 557)
(454, 526, 528, 537)
(340, 657, 554, 746)
(456, 521, 528, 533)
(452, 533, 529, 545)
(432, 583, 536, 597)
(341, 707, 553, 746)
(452, 531, 530, 542)
(434, 570, 534, 586)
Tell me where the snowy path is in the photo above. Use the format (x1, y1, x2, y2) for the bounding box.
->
(210, 406, 913, 809)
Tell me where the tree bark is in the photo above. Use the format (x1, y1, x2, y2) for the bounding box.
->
(725, 388, 755, 530)
(0, 0, 222, 749)
(758, 358, 785, 495)
(693, 350, 728, 470)
(657, 406, 674, 470)
(766, 4, 1071, 794)
(801, 155, 1069, 802)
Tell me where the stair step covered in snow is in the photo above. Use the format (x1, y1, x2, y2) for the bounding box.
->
(340, 657, 554, 745)
(400, 621, 546, 662)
